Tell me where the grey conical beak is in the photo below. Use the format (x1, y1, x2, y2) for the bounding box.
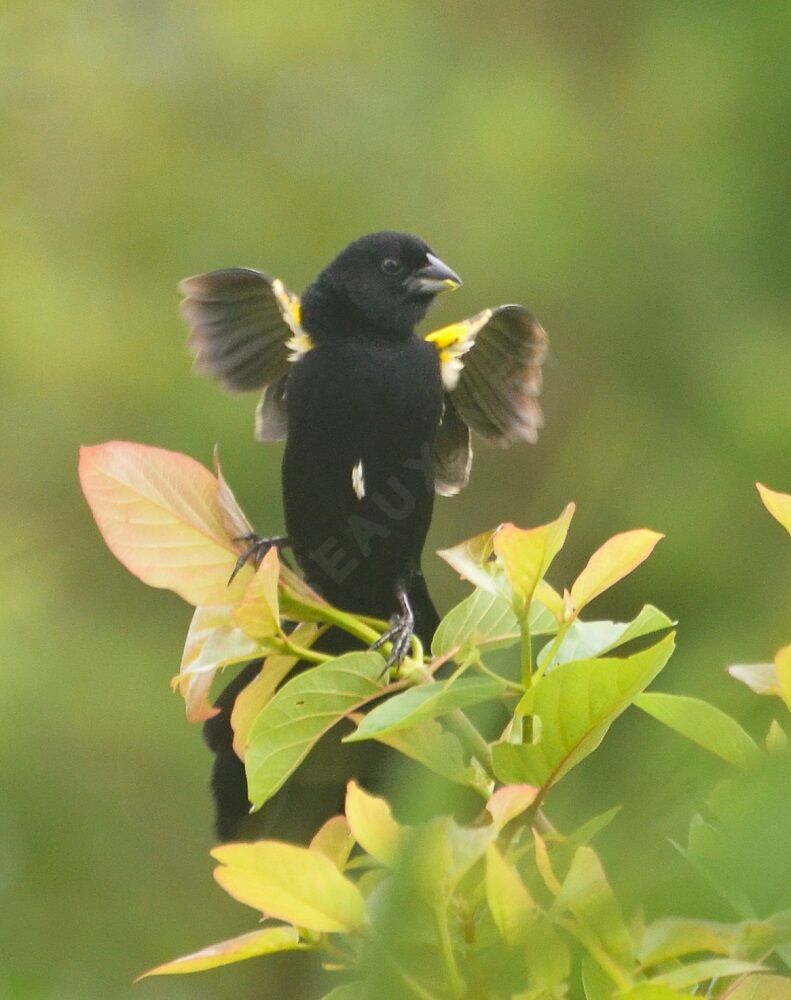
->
(409, 252, 463, 294)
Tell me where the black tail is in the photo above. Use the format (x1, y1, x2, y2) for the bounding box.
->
(203, 573, 439, 842)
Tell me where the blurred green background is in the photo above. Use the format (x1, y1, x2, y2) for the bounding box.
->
(2, 2, 789, 997)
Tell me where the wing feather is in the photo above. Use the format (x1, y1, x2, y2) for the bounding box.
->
(255, 374, 289, 442)
(428, 305, 548, 449)
(179, 268, 302, 394)
(432, 395, 472, 497)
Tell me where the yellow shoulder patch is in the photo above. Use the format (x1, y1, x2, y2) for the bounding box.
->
(272, 278, 313, 361)
(426, 309, 493, 390)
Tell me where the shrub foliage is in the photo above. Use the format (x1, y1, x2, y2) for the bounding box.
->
(80, 442, 791, 998)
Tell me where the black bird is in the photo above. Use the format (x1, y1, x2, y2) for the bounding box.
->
(180, 231, 548, 839)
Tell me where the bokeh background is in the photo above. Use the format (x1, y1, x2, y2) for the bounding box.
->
(2, 2, 789, 997)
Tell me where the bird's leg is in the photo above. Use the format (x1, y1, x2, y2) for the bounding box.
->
(371, 587, 415, 671)
(228, 534, 290, 584)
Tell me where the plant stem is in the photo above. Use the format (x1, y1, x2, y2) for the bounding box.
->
(520, 619, 533, 743)
(472, 655, 524, 693)
(277, 637, 332, 663)
(433, 903, 465, 998)
(555, 917, 632, 993)
(531, 622, 570, 683)
(380, 949, 441, 1000)
(446, 709, 495, 780)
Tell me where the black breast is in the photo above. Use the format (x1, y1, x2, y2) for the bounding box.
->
(281, 334, 443, 617)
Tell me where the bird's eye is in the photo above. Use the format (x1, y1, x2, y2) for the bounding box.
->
(381, 257, 403, 275)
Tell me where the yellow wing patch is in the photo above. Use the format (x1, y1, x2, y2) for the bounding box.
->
(272, 278, 314, 361)
(426, 309, 494, 390)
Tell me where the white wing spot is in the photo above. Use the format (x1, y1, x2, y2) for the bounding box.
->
(352, 459, 366, 500)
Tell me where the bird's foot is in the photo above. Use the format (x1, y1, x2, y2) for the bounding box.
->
(371, 590, 415, 673)
(229, 533, 290, 585)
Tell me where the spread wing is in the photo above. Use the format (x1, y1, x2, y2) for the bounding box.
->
(179, 267, 312, 441)
(426, 305, 548, 495)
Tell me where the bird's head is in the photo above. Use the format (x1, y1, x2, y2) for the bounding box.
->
(308, 231, 462, 336)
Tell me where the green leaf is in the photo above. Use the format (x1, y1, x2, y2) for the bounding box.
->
(137, 926, 305, 978)
(432, 587, 556, 659)
(639, 916, 735, 966)
(345, 675, 506, 743)
(363, 717, 482, 790)
(652, 958, 765, 991)
(554, 846, 633, 966)
(245, 651, 386, 809)
(318, 986, 364, 1000)
(212, 841, 366, 933)
(538, 605, 674, 671)
(412, 817, 496, 901)
(493, 634, 675, 790)
(231, 644, 312, 758)
(618, 987, 693, 999)
(634, 692, 760, 768)
(564, 807, 622, 852)
(670, 822, 756, 919)
(525, 915, 571, 994)
(582, 956, 617, 999)
(727, 974, 791, 999)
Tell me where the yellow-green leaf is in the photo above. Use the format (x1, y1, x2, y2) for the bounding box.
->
(310, 816, 354, 871)
(537, 606, 674, 672)
(412, 816, 496, 900)
(245, 651, 386, 809)
(639, 916, 735, 966)
(757, 482, 791, 535)
(176, 604, 261, 722)
(212, 841, 366, 933)
(494, 634, 675, 791)
(535, 580, 566, 621)
(231, 621, 323, 758)
(652, 958, 765, 991)
(777, 644, 791, 711)
(766, 719, 788, 754)
(555, 846, 633, 966)
(437, 527, 502, 595)
(345, 675, 506, 743)
(78, 441, 252, 604)
(618, 987, 694, 999)
(233, 546, 282, 641)
(568, 529, 663, 615)
(634, 692, 760, 768)
(492, 504, 575, 611)
(345, 782, 405, 867)
(138, 925, 303, 978)
(359, 716, 482, 791)
(533, 828, 562, 896)
(727, 974, 791, 999)
(485, 844, 535, 945)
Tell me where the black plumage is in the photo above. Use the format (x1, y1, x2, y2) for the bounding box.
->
(180, 231, 548, 840)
